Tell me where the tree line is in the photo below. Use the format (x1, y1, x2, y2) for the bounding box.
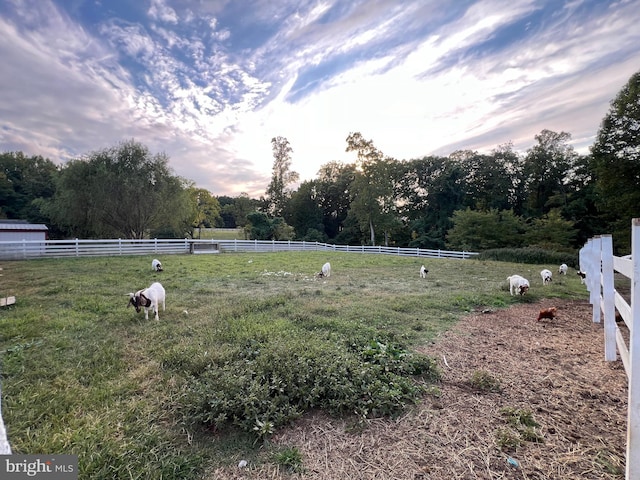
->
(1, 70, 638, 253)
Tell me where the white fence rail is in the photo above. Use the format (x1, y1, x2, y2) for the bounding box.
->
(579, 218, 640, 480)
(0, 238, 478, 260)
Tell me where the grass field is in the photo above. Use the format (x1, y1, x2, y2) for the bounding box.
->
(0, 252, 588, 479)
(194, 228, 245, 240)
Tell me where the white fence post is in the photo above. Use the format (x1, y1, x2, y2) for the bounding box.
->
(627, 219, 640, 479)
(589, 237, 602, 324)
(601, 235, 617, 361)
(0, 386, 10, 454)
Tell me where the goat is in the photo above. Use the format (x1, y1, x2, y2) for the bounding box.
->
(577, 271, 586, 284)
(558, 263, 568, 275)
(317, 262, 331, 278)
(152, 258, 163, 272)
(128, 282, 165, 321)
(420, 265, 428, 278)
(537, 306, 557, 322)
(540, 269, 553, 285)
(507, 275, 530, 296)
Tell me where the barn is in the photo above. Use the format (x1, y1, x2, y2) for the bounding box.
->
(0, 220, 49, 242)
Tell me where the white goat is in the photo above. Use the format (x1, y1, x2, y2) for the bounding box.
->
(507, 275, 530, 296)
(317, 262, 331, 278)
(558, 263, 568, 275)
(540, 269, 553, 285)
(420, 265, 428, 278)
(128, 282, 165, 321)
(152, 259, 163, 272)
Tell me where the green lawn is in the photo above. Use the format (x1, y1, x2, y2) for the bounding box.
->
(0, 252, 587, 479)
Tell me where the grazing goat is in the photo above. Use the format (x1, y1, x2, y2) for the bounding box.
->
(540, 269, 553, 285)
(152, 258, 163, 272)
(507, 275, 530, 296)
(577, 271, 586, 284)
(420, 265, 428, 278)
(317, 262, 331, 278)
(537, 307, 557, 322)
(128, 282, 165, 321)
(558, 263, 568, 275)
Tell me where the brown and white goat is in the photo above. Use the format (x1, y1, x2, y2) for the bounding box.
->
(128, 282, 165, 321)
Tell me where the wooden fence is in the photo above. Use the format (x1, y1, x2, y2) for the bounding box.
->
(0, 238, 478, 261)
(579, 218, 640, 479)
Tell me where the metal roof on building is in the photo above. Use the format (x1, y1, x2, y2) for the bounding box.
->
(0, 221, 48, 231)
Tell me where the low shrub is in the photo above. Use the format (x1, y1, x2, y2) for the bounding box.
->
(184, 333, 440, 438)
(476, 247, 578, 267)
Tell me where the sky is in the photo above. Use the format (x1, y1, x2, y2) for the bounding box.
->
(1, 0, 639, 198)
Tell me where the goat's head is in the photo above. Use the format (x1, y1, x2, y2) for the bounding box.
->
(128, 291, 151, 313)
(518, 285, 529, 295)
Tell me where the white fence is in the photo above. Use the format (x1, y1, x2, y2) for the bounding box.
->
(579, 218, 640, 480)
(0, 238, 478, 261)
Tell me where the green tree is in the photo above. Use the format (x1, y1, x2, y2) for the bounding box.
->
(244, 211, 294, 240)
(449, 148, 520, 212)
(289, 180, 325, 240)
(346, 132, 400, 246)
(446, 208, 525, 251)
(402, 156, 466, 249)
(46, 140, 191, 239)
(0, 151, 59, 225)
(522, 130, 577, 217)
(218, 193, 256, 228)
(591, 70, 640, 251)
(189, 188, 222, 233)
(265, 137, 299, 217)
(315, 161, 356, 240)
(526, 209, 577, 250)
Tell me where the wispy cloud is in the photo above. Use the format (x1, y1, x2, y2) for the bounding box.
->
(0, 0, 638, 196)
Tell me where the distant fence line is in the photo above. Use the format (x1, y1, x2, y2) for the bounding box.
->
(0, 238, 478, 261)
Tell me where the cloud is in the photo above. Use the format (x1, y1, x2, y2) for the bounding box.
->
(0, 0, 639, 199)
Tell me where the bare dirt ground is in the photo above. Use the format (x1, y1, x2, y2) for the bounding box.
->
(210, 299, 628, 479)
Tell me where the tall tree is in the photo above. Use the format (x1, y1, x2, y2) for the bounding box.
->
(288, 180, 325, 240)
(522, 129, 577, 217)
(591, 70, 640, 251)
(401, 155, 466, 249)
(346, 132, 399, 246)
(46, 140, 192, 238)
(265, 136, 299, 217)
(315, 161, 356, 240)
(0, 151, 59, 224)
(189, 188, 222, 235)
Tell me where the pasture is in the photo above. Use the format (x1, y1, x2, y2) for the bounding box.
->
(0, 252, 588, 478)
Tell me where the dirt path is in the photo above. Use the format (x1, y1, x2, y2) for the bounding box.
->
(210, 299, 628, 479)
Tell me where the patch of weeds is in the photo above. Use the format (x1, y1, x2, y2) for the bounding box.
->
(497, 407, 544, 450)
(520, 426, 544, 443)
(187, 334, 439, 440)
(424, 385, 441, 397)
(468, 370, 502, 393)
(500, 407, 538, 428)
(495, 428, 521, 452)
(594, 449, 624, 475)
(272, 446, 304, 473)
